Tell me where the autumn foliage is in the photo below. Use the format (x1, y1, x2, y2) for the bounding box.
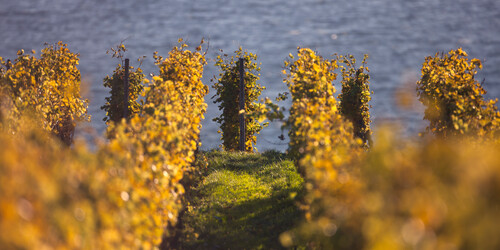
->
(1, 41, 500, 250)
(417, 48, 500, 138)
(338, 54, 372, 145)
(0, 42, 89, 144)
(280, 48, 364, 248)
(212, 48, 267, 152)
(0, 40, 208, 249)
(281, 48, 500, 250)
(101, 44, 145, 124)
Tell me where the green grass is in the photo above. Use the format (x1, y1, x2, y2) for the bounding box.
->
(180, 150, 305, 249)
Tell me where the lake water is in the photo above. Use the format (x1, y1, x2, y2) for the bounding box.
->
(1, 0, 499, 150)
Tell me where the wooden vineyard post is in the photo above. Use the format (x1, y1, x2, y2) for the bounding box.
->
(123, 58, 130, 119)
(239, 58, 246, 152)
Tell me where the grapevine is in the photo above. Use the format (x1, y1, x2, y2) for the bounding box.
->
(212, 47, 267, 152)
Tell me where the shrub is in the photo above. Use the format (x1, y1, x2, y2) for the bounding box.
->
(109, 39, 209, 247)
(338, 54, 372, 146)
(101, 44, 145, 125)
(282, 49, 362, 249)
(0, 41, 89, 145)
(0, 40, 208, 249)
(0, 115, 136, 249)
(283, 129, 500, 250)
(281, 49, 500, 249)
(416, 48, 500, 138)
(212, 47, 267, 152)
(283, 48, 357, 161)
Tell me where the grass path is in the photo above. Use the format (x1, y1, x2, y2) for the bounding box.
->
(179, 150, 304, 249)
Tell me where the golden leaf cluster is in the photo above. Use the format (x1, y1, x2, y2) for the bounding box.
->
(417, 48, 500, 138)
(282, 48, 500, 250)
(282, 48, 364, 248)
(104, 40, 208, 247)
(283, 48, 361, 161)
(101, 43, 145, 124)
(0, 41, 89, 144)
(0, 40, 208, 249)
(212, 47, 266, 152)
(337, 54, 372, 146)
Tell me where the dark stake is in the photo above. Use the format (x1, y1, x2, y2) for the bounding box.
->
(239, 58, 246, 151)
(123, 58, 130, 119)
